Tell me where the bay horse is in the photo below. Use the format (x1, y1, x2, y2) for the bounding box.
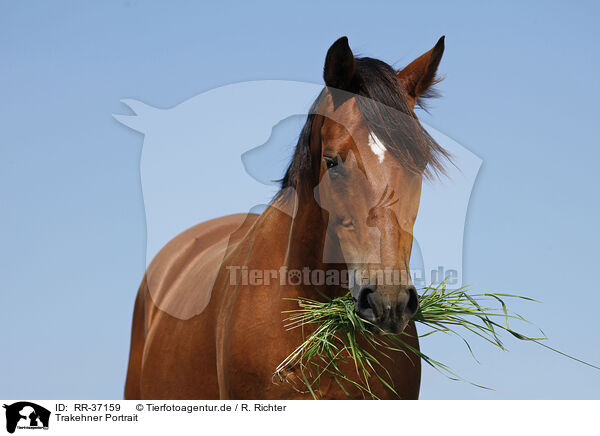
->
(125, 36, 449, 399)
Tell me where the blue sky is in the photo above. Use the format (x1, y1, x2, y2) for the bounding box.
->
(1, 0, 599, 399)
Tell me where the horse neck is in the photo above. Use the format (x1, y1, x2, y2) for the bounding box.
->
(253, 185, 347, 301)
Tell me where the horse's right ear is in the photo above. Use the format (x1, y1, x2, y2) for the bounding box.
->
(323, 36, 356, 91)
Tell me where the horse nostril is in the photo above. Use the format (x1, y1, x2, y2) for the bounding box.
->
(356, 287, 377, 322)
(405, 285, 419, 316)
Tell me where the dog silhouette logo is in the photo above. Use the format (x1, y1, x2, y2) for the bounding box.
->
(3, 402, 50, 433)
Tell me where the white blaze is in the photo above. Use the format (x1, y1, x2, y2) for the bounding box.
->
(368, 132, 386, 163)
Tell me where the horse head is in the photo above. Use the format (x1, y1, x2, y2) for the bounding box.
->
(289, 36, 450, 334)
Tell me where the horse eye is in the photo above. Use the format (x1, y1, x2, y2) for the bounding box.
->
(324, 156, 338, 169)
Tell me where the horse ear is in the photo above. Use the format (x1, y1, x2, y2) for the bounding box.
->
(323, 36, 356, 90)
(397, 36, 445, 108)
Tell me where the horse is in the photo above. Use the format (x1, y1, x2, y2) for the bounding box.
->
(124, 36, 449, 399)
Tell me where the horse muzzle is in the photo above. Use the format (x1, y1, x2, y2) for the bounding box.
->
(355, 284, 419, 334)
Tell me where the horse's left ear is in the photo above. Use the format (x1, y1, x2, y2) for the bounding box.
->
(397, 36, 445, 109)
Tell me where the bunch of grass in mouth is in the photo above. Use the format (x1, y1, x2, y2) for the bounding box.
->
(274, 281, 599, 399)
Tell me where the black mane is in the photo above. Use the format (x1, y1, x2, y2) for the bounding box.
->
(280, 56, 450, 191)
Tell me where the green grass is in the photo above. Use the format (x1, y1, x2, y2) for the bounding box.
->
(274, 281, 599, 399)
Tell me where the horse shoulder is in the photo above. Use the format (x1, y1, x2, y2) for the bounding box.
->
(132, 213, 259, 398)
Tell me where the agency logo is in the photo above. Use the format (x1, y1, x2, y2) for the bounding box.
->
(3, 402, 50, 434)
(114, 80, 481, 322)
